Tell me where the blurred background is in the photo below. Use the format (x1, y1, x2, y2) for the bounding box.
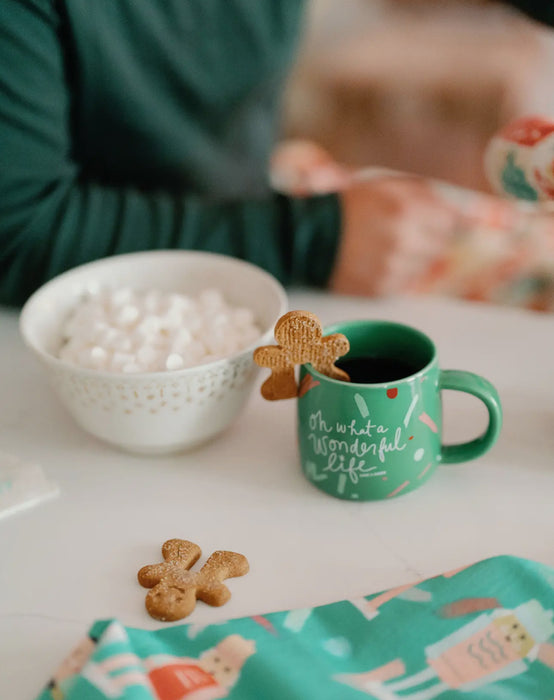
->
(281, 0, 554, 193)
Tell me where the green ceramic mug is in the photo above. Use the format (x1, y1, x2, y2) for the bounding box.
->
(297, 320, 502, 500)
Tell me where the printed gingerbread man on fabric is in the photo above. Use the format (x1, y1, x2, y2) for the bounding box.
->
(336, 598, 554, 699)
(254, 310, 350, 400)
(144, 635, 256, 700)
(68, 622, 256, 700)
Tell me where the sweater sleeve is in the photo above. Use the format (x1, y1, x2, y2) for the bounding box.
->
(502, 1, 554, 26)
(0, 0, 340, 306)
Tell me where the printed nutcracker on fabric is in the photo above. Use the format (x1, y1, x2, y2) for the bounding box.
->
(39, 555, 554, 700)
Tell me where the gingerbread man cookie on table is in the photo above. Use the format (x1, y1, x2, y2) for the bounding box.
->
(138, 539, 249, 622)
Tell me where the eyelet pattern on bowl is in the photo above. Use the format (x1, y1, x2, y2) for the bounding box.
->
(51, 354, 254, 415)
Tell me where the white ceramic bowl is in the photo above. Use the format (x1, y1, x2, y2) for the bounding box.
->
(20, 251, 287, 454)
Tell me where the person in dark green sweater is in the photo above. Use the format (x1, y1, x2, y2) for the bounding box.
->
(0, 0, 551, 306)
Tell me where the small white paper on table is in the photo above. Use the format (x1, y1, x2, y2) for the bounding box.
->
(0, 452, 59, 520)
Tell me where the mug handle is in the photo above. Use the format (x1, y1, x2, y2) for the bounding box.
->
(439, 370, 503, 464)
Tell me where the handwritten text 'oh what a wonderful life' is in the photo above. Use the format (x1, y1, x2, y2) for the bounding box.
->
(307, 409, 406, 483)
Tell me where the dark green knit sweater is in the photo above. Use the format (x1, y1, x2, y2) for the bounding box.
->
(0, 0, 340, 305)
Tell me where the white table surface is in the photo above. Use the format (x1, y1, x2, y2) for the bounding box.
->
(1, 291, 554, 699)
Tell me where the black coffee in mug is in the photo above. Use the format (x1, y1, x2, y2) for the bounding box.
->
(335, 355, 420, 384)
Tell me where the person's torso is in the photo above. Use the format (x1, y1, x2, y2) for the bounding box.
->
(61, 0, 305, 197)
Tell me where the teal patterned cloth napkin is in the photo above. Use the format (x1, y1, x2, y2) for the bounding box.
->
(39, 555, 554, 699)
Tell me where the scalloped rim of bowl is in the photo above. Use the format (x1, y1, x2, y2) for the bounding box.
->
(19, 250, 288, 380)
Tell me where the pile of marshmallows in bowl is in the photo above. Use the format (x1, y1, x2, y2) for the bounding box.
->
(20, 251, 287, 454)
(59, 286, 262, 374)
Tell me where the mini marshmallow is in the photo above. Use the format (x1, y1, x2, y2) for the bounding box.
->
(58, 287, 261, 373)
(136, 345, 160, 367)
(212, 312, 231, 328)
(111, 335, 134, 354)
(173, 327, 193, 347)
(233, 308, 255, 328)
(184, 315, 204, 336)
(167, 293, 194, 313)
(199, 288, 224, 310)
(115, 304, 140, 327)
(165, 353, 185, 371)
(143, 290, 164, 313)
(111, 352, 135, 370)
(136, 315, 163, 337)
(90, 346, 108, 365)
(110, 287, 134, 308)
